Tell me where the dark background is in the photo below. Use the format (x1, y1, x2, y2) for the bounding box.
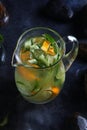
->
(0, 0, 87, 130)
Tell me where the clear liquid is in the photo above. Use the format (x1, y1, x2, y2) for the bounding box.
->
(15, 61, 65, 104)
(15, 35, 65, 104)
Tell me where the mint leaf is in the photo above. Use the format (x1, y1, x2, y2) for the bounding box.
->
(17, 81, 25, 86)
(42, 33, 59, 53)
(43, 33, 55, 44)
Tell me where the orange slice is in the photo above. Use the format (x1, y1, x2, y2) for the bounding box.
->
(51, 86, 60, 95)
(41, 40, 50, 52)
(20, 51, 30, 62)
(17, 66, 39, 81)
(47, 46, 55, 56)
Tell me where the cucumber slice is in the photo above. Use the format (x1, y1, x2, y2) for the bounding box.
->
(28, 59, 37, 64)
(32, 36, 45, 44)
(24, 39, 32, 49)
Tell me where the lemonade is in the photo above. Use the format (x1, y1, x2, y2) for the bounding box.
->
(15, 33, 65, 104)
(12, 27, 78, 104)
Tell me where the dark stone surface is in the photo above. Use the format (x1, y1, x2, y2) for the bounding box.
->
(42, 0, 87, 22)
(62, 112, 87, 130)
(0, 0, 87, 130)
(78, 42, 87, 61)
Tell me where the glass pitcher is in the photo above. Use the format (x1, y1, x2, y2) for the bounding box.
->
(11, 27, 78, 104)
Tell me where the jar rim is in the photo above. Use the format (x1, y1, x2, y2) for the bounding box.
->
(13, 27, 65, 69)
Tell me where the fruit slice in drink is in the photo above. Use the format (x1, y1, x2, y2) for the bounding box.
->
(15, 34, 65, 103)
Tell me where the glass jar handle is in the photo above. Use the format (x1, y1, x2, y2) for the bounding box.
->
(62, 36, 79, 72)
